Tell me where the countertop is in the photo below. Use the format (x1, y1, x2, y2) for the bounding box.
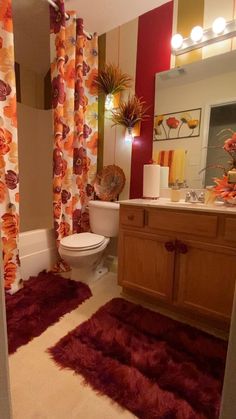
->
(119, 198, 236, 214)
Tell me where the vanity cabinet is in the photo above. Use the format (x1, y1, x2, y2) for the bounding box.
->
(118, 205, 236, 330)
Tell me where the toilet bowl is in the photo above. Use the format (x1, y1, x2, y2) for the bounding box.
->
(59, 201, 120, 283)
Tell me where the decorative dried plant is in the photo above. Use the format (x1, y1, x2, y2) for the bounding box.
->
(111, 95, 149, 129)
(94, 64, 132, 95)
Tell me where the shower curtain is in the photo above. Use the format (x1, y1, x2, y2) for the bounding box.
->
(50, 1, 98, 271)
(0, 0, 22, 293)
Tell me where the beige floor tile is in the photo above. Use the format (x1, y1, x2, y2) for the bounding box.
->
(9, 273, 136, 419)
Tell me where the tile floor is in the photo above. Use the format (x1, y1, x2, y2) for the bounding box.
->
(9, 272, 226, 419)
(9, 273, 135, 419)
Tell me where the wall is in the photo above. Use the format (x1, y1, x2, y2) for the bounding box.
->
(100, 0, 236, 198)
(17, 104, 53, 232)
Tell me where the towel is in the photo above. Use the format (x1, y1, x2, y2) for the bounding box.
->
(154, 149, 186, 184)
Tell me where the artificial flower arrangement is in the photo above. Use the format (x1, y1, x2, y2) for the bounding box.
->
(204, 129, 236, 204)
(94, 64, 132, 110)
(110, 95, 149, 140)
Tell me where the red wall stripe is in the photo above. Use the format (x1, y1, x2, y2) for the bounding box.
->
(130, 1, 174, 198)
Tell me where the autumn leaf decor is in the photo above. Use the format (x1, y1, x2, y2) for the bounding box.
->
(202, 129, 236, 204)
(110, 95, 149, 140)
(94, 64, 132, 110)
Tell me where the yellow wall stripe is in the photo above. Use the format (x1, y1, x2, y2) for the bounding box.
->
(176, 0, 205, 67)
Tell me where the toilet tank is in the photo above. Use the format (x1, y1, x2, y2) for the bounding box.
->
(88, 201, 120, 237)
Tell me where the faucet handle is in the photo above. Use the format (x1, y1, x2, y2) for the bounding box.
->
(185, 191, 191, 202)
(198, 191, 205, 203)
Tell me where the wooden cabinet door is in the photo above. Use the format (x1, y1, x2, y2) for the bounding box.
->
(118, 230, 175, 302)
(174, 240, 236, 324)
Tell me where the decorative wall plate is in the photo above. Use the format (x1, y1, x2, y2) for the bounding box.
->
(94, 165, 126, 201)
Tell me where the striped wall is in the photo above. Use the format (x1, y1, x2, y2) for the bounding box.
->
(99, 0, 236, 199)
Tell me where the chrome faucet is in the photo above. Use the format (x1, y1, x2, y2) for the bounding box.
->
(185, 190, 205, 203)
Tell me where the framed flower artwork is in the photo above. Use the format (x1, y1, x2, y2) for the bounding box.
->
(153, 108, 201, 141)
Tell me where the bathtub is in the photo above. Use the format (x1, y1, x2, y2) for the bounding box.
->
(19, 228, 57, 280)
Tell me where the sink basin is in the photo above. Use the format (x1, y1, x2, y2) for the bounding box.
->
(156, 198, 224, 208)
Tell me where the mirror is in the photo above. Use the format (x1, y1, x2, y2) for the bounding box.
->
(153, 50, 236, 188)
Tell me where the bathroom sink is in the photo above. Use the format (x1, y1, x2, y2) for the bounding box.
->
(156, 198, 224, 208)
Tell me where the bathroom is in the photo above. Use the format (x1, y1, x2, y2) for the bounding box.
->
(1, 0, 236, 418)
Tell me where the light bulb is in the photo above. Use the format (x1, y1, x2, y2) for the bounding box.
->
(171, 33, 183, 50)
(105, 93, 114, 111)
(212, 17, 226, 34)
(190, 26, 203, 42)
(125, 127, 134, 143)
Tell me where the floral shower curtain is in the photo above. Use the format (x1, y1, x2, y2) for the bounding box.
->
(50, 1, 98, 269)
(0, 0, 22, 293)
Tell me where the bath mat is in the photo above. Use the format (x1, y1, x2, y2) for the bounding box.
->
(48, 298, 227, 419)
(6, 271, 92, 354)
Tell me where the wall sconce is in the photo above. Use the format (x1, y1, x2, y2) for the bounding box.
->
(171, 17, 236, 56)
(125, 122, 141, 143)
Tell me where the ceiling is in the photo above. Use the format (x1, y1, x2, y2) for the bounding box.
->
(12, 0, 168, 74)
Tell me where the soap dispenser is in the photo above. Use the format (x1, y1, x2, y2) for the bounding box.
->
(170, 180, 180, 202)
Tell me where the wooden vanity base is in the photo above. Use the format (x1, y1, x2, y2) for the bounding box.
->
(118, 205, 236, 333)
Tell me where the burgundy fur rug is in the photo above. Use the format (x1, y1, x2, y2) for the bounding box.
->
(6, 272, 92, 354)
(49, 298, 227, 419)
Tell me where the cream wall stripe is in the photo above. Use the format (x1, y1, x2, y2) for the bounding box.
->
(176, 0, 204, 67)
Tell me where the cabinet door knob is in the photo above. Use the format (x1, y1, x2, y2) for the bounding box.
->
(165, 241, 175, 252)
(176, 240, 188, 254)
(127, 214, 134, 221)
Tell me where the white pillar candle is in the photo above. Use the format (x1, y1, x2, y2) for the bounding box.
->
(160, 166, 169, 189)
(143, 164, 160, 199)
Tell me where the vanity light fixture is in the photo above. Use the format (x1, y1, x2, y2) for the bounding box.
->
(171, 17, 236, 55)
(190, 26, 204, 43)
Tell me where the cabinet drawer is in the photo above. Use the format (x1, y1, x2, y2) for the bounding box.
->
(120, 207, 144, 228)
(224, 217, 236, 242)
(148, 209, 218, 238)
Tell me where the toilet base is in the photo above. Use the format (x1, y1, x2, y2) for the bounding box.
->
(70, 261, 108, 284)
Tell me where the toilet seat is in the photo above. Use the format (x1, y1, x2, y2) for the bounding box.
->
(60, 232, 106, 252)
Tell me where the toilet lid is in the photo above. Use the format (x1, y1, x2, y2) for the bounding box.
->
(60, 232, 106, 251)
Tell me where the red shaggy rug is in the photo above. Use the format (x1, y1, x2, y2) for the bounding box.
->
(49, 298, 227, 419)
(6, 272, 92, 354)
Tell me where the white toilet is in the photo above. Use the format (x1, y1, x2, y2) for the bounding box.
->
(59, 201, 120, 283)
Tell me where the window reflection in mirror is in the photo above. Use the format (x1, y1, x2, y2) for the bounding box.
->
(205, 103, 236, 187)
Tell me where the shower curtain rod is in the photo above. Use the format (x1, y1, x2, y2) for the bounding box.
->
(46, 0, 92, 38)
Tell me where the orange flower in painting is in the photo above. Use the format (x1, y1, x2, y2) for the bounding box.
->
(87, 132, 98, 156)
(85, 68, 98, 96)
(4, 95, 17, 127)
(0, 180, 6, 203)
(0, 127, 12, 155)
(4, 261, 16, 289)
(0, 0, 13, 33)
(15, 192, 19, 203)
(65, 59, 75, 88)
(1, 212, 19, 239)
